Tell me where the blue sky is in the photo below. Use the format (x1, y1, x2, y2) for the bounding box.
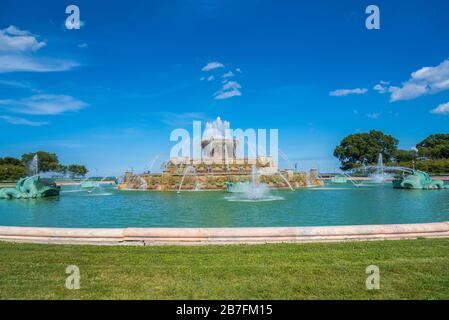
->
(0, 0, 449, 175)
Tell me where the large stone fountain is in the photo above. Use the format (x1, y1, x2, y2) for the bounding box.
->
(119, 117, 323, 192)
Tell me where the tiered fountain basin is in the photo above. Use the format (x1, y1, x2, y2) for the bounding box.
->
(120, 168, 322, 191)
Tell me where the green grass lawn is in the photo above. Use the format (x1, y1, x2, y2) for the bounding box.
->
(0, 238, 448, 299)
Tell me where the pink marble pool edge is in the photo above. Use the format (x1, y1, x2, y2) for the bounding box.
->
(0, 222, 448, 245)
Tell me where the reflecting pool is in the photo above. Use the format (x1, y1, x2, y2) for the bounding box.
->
(0, 184, 448, 228)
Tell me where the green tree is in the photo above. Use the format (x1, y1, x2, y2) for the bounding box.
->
(58, 165, 68, 174)
(333, 130, 399, 170)
(416, 134, 449, 159)
(21, 151, 60, 172)
(0, 156, 27, 181)
(1, 151, 88, 181)
(67, 164, 88, 177)
(0, 164, 27, 181)
(395, 149, 414, 162)
(0, 157, 23, 166)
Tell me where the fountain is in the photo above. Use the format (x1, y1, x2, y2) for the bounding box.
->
(80, 178, 101, 189)
(60, 176, 91, 194)
(344, 163, 447, 190)
(303, 171, 314, 187)
(369, 153, 392, 183)
(329, 173, 364, 187)
(0, 154, 60, 199)
(330, 175, 348, 184)
(87, 176, 117, 193)
(29, 154, 39, 176)
(116, 175, 148, 191)
(148, 154, 160, 173)
(347, 172, 366, 187)
(277, 171, 295, 191)
(225, 165, 283, 201)
(333, 155, 400, 187)
(120, 117, 323, 191)
(177, 166, 199, 193)
(0, 176, 60, 199)
(393, 170, 448, 190)
(125, 175, 148, 190)
(137, 176, 148, 190)
(247, 142, 295, 191)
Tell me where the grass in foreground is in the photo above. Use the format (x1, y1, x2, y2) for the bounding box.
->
(0, 238, 448, 299)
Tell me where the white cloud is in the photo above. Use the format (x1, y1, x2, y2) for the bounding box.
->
(373, 81, 389, 94)
(389, 59, 449, 102)
(200, 61, 242, 99)
(0, 25, 78, 73)
(329, 88, 368, 96)
(0, 80, 41, 93)
(3, 26, 31, 36)
(158, 112, 208, 126)
(201, 61, 224, 72)
(366, 112, 381, 119)
(0, 55, 78, 73)
(221, 80, 241, 90)
(214, 88, 242, 100)
(77, 42, 87, 48)
(430, 101, 449, 115)
(214, 81, 242, 100)
(0, 80, 31, 89)
(373, 84, 386, 93)
(0, 94, 88, 115)
(0, 115, 48, 126)
(389, 83, 426, 101)
(0, 25, 46, 53)
(222, 71, 235, 78)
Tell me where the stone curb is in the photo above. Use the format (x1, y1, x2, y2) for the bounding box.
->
(0, 222, 448, 245)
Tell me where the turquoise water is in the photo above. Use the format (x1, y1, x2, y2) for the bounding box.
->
(0, 184, 448, 228)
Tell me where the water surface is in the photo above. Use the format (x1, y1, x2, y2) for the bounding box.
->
(0, 184, 448, 228)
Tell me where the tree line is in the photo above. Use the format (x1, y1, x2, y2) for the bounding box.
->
(334, 131, 449, 174)
(0, 151, 88, 181)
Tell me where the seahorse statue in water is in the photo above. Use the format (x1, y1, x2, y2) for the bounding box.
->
(0, 176, 60, 199)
